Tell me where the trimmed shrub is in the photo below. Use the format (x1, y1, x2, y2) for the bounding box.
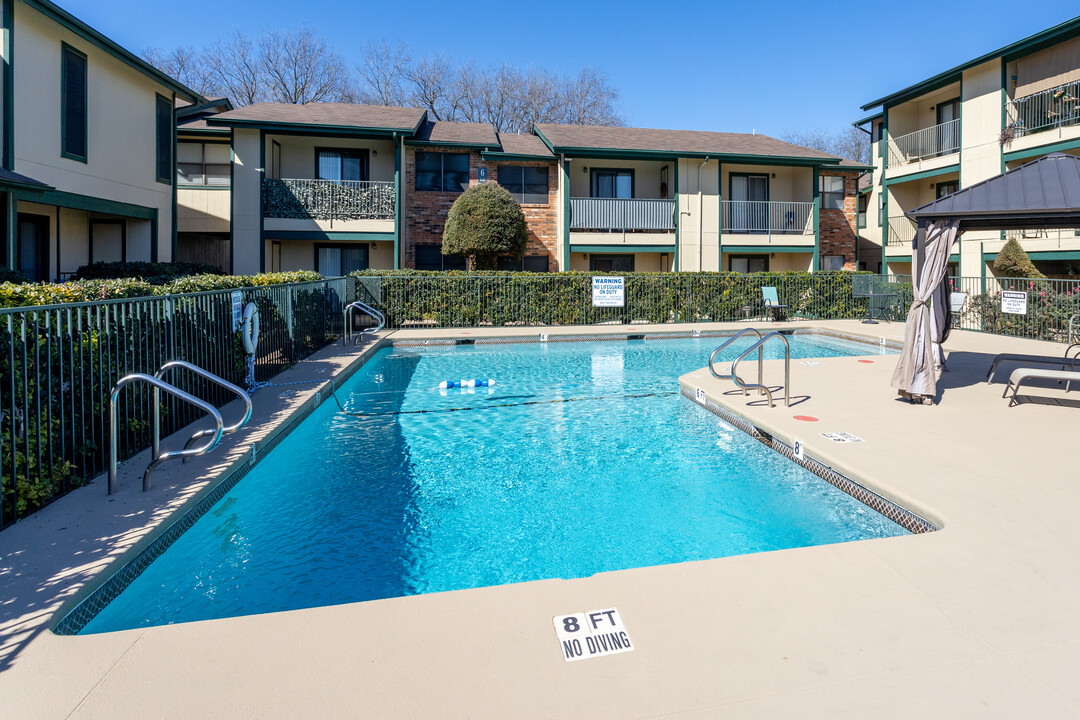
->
(993, 239, 1045, 279)
(442, 183, 528, 270)
(352, 269, 875, 327)
(0, 270, 323, 309)
(70, 260, 225, 282)
(0, 267, 27, 284)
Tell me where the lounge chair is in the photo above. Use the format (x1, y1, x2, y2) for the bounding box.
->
(949, 292, 967, 325)
(761, 287, 788, 322)
(1003, 366, 1080, 406)
(987, 353, 1080, 384)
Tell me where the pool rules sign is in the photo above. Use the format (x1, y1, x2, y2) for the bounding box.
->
(553, 607, 634, 662)
(591, 276, 625, 307)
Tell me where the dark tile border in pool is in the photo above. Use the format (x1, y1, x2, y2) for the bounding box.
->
(52, 341, 388, 636)
(679, 386, 937, 535)
(53, 328, 907, 635)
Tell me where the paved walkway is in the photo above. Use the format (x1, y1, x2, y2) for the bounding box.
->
(2, 320, 1080, 718)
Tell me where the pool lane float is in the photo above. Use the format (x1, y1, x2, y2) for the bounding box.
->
(439, 379, 496, 389)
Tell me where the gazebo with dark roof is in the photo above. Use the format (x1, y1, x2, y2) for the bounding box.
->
(907, 152, 1080, 231)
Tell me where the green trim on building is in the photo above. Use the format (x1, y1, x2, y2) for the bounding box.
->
(860, 15, 1080, 111)
(24, 0, 199, 101)
(169, 95, 177, 262)
(479, 152, 555, 162)
(18, 188, 156, 218)
(3, 192, 13, 269)
(561, 158, 570, 270)
(1003, 137, 1080, 162)
(2, 0, 13, 171)
(812, 167, 820, 271)
(672, 158, 679, 271)
(404, 140, 499, 150)
(982, 249, 1080, 262)
(262, 230, 397, 243)
(0, 175, 52, 192)
(720, 245, 815, 254)
(884, 253, 960, 263)
(570, 244, 677, 254)
(851, 111, 883, 127)
(207, 118, 420, 138)
(394, 132, 401, 269)
(883, 163, 961, 186)
(259, 129, 265, 272)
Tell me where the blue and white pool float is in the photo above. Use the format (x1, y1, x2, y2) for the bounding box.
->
(439, 379, 496, 389)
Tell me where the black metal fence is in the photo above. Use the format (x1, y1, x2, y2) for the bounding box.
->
(0, 277, 352, 528)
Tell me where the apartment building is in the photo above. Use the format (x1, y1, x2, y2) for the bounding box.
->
(857, 16, 1080, 278)
(175, 96, 232, 269)
(1, 0, 198, 281)
(207, 103, 863, 275)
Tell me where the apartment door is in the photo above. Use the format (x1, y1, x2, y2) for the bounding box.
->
(730, 174, 769, 232)
(316, 244, 369, 276)
(591, 169, 633, 198)
(90, 220, 126, 263)
(17, 214, 49, 282)
(936, 99, 961, 155)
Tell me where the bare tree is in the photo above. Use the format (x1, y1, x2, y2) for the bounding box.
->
(782, 126, 870, 165)
(404, 55, 456, 120)
(559, 68, 622, 127)
(356, 40, 410, 106)
(259, 27, 354, 104)
(141, 46, 213, 96)
(204, 30, 263, 105)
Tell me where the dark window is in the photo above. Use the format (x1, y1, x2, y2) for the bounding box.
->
(524, 255, 549, 272)
(591, 169, 633, 198)
(729, 255, 768, 273)
(936, 180, 959, 199)
(415, 151, 469, 192)
(156, 95, 172, 183)
(589, 254, 634, 272)
(316, 244, 369, 276)
(857, 194, 868, 228)
(316, 148, 369, 182)
(415, 245, 466, 270)
(18, 214, 50, 282)
(820, 176, 845, 210)
(177, 142, 231, 186)
(498, 165, 549, 204)
(61, 44, 87, 161)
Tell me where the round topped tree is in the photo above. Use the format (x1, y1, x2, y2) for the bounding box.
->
(442, 183, 527, 271)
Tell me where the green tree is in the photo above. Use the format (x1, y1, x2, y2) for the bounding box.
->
(442, 183, 528, 270)
(994, 238, 1045, 279)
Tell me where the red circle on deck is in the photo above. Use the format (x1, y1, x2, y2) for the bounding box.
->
(858, 359, 874, 364)
(794, 415, 819, 422)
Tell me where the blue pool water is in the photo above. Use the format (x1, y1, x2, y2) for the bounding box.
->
(81, 333, 904, 634)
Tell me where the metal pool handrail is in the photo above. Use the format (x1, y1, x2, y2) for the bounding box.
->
(730, 332, 791, 408)
(154, 360, 252, 456)
(709, 328, 764, 393)
(109, 374, 224, 494)
(344, 300, 386, 345)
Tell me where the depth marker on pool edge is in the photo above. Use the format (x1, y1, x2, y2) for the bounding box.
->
(554, 608, 634, 662)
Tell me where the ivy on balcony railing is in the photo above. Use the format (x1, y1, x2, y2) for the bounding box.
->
(263, 178, 395, 221)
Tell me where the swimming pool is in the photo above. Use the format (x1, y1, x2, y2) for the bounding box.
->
(78, 332, 906, 634)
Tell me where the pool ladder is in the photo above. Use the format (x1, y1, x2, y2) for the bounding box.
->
(108, 360, 252, 495)
(343, 301, 386, 345)
(708, 329, 791, 408)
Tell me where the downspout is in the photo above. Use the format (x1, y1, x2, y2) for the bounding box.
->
(698, 157, 709, 271)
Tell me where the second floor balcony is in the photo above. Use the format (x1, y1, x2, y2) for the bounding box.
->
(263, 178, 395, 224)
(887, 215, 916, 248)
(888, 119, 961, 167)
(721, 200, 814, 236)
(1006, 78, 1080, 138)
(569, 197, 676, 232)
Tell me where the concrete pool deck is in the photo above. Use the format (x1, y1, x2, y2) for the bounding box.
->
(3, 319, 1080, 718)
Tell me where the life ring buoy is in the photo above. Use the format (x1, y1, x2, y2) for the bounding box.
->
(241, 302, 260, 356)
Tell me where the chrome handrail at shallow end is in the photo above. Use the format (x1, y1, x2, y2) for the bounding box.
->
(344, 301, 386, 345)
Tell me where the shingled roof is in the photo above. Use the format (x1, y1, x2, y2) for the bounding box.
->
(488, 133, 555, 159)
(533, 123, 843, 163)
(409, 120, 499, 147)
(208, 103, 426, 134)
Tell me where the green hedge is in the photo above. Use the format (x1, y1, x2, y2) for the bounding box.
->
(69, 260, 225, 282)
(353, 270, 876, 327)
(0, 271, 323, 309)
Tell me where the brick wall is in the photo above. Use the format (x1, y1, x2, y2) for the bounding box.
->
(404, 146, 560, 270)
(819, 170, 860, 271)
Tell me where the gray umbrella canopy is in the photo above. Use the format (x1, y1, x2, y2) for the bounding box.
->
(907, 152, 1080, 230)
(894, 153, 1080, 403)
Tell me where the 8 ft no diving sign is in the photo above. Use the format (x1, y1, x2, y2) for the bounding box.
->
(553, 607, 634, 662)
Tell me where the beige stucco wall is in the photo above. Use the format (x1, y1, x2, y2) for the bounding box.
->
(178, 188, 230, 234)
(567, 158, 671, 198)
(12, 3, 175, 260)
(266, 135, 395, 182)
(676, 158, 719, 272)
(961, 61, 1005, 187)
(569, 231, 674, 247)
(267, 238, 395, 272)
(231, 129, 262, 275)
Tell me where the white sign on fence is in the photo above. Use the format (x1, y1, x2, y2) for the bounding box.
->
(231, 291, 243, 330)
(592, 276, 625, 307)
(1001, 291, 1028, 315)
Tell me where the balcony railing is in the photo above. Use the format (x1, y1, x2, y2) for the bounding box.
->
(887, 215, 916, 247)
(888, 119, 961, 167)
(263, 178, 395, 222)
(1006, 78, 1080, 137)
(721, 201, 814, 235)
(569, 197, 675, 231)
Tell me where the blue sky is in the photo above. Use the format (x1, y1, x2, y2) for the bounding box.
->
(63, 0, 1080, 137)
